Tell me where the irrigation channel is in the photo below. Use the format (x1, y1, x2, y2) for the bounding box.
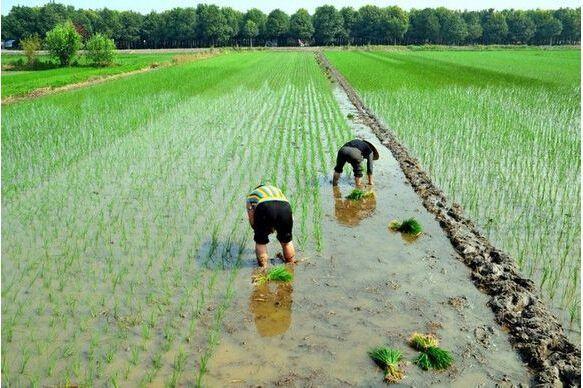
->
(204, 80, 529, 385)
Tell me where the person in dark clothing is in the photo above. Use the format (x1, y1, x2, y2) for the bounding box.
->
(332, 139, 379, 187)
(246, 184, 295, 267)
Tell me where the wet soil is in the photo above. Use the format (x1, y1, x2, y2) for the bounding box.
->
(204, 67, 531, 386)
(316, 51, 580, 386)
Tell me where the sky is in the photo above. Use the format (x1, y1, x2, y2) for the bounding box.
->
(2, 0, 580, 15)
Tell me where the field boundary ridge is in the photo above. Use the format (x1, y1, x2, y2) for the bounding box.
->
(315, 50, 580, 386)
(1, 50, 222, 104)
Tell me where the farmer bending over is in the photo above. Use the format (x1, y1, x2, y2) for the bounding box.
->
(246, 184, 295, 267)
(332, 139, 379, 187)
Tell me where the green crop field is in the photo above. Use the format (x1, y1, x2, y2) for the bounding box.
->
(1, 53, 177, 98)
(325, 49, 581, 329)
(1, 51, 352, 386)
(2, 47, 580, 385)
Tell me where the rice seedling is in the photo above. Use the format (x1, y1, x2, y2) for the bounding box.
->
(254, 265, 294, 285)
(346, 188, 374, 201)
(388, 218, 423, 236)
(368, 346, 405, 383)
(409, 333, 454, 371)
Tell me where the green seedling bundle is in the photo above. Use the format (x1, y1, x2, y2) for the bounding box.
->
(346, 188, 374, 200)
(255, 265, 294, 285)
(388, 218, 423, 235)
(368, 347, 405, 383)
(409, 332, 454, 371)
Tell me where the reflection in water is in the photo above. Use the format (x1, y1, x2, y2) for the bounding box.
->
(333, 186, 377, 227)
(400, 232, 422, 244)
(249, 266, 294, 337)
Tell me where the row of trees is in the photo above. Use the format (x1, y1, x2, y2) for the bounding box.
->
(2, 3, 580, 48)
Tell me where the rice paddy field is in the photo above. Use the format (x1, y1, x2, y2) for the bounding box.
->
(325, 49, 581, 333)
(1, 48, 579, 386)
(2, 51, 352, 386)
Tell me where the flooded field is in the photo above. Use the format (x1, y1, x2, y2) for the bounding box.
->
(2, 51, 352, 386)
(6, 49, 573, 386)
(204, 85, 529, 386)
(325, 49, 581, 336)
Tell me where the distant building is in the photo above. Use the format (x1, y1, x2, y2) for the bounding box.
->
(2, 40, 16, 49)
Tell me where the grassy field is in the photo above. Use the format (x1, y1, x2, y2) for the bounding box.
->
(325, 49, 581, 328)
(1, 51, 352, 386)
(1, 53, 177, 98)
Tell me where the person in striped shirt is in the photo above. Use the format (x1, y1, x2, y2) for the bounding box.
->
(246, 184, 295, 267)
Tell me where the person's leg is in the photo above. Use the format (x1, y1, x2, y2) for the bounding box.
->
(352, 161, 364, 187)
(253, 202, 272, 267)
(276, 202, 295, 263)
(280, 242, 295, 263)
(333, 148, 347, 186)
(255, 244, 269, 267)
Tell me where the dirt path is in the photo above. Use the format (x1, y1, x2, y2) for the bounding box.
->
(316, 51, 580, 386)
(203, 70, 532, 387)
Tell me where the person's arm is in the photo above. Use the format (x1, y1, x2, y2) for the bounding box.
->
(246, 204, 255, 228)
(366, 153, 374, 185)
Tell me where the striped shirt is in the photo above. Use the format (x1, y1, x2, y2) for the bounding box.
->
(246, 185, 288, 205)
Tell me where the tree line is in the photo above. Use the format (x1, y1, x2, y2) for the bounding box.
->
(2, 2, 580, 49)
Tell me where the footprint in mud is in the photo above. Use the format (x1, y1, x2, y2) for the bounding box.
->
(474, 325, 496, 348)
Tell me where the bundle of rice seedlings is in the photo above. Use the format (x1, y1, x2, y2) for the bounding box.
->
(409, 332, 453, 371)
(368, 346, 405, 383)
(255, 265, 293, 285)
(346, 188, 374, 201)
(388, 218, 423, 235)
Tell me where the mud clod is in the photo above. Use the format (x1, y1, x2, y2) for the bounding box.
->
(316, 50, 580, 386)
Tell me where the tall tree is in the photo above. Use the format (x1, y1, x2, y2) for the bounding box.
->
(38, 3, 73, 36)
(482, 10, 508, 44)
(196, 4, 229, 46)
(462, 11, 483, 44)
(140, 11, 165, 48)
(95, 8, 122, 39)
(265, 9, 289, 43)
(243, 8, 267, 40)
(530, 10, 562, 45)
(313, 5, 345, 45)
(71, 10, 95, 40)
(222, 7, 243, 41)
(2, 6, 41, 40)
(553, 8, 579, 44)
(506, 10, 535, 44)
(381, 6, 408, 44)
(435, 8, 467, 44)
(340, 7, 358, 43)
(406, 8, 440, 44)
(118, 11, 143, 48)
(242, 19, 259, 47)
(355, 5, 385, 43)
(289, 9, 314, 42)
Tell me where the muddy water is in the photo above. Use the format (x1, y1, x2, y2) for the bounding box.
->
(204, 85, 530, 386)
